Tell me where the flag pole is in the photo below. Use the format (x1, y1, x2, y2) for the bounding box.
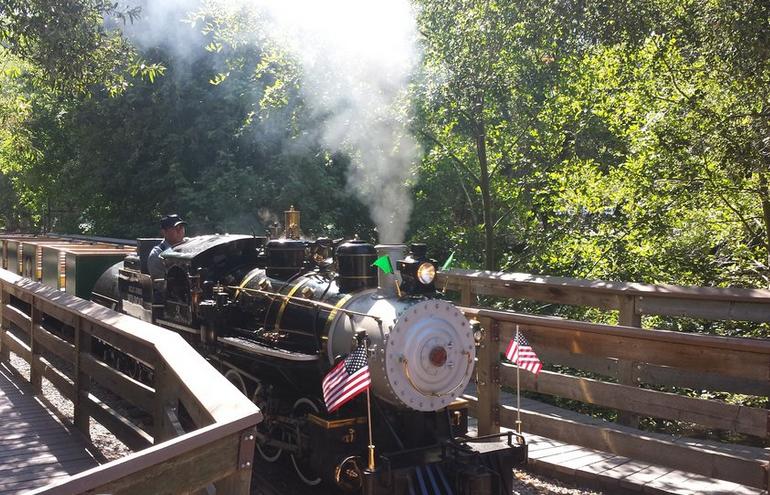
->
(364, 335, 376, 471)
(515, 325, 522, 434)
(366, 387, 376, 470)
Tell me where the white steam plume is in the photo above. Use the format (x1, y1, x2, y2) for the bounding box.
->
(211, 0, 422, 243)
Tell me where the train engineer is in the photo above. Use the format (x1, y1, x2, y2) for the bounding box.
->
(147, 214, 187, 280)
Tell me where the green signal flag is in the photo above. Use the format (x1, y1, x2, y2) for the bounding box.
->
(441, 251, 455, 271)
(372, 255, 394, 274)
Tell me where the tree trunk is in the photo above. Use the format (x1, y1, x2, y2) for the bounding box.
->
(759, 173, 770, 287)
(475, 121, 495, 271)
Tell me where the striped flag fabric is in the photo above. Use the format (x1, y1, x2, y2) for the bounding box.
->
(504, 329, 542, 374)
(322, 342, 371, 413)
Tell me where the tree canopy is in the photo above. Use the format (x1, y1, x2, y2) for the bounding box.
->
(1, 0, 769, 297)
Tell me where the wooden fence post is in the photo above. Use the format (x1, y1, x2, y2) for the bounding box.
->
(617, 295, 641, 427)
(0, 281, 8, 363)
(153, 359, 177, 443)
(213, 427, 256, 495)
(476, 316, 500, 436)
(30, 296, 42, 393)
(74, 316, 92, 439)
(460, 279, 473, 307)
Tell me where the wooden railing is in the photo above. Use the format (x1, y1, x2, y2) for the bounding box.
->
(438, 269, 770, 490)
(0, 268, 262, 494)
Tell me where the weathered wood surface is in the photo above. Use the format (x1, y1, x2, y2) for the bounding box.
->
(0, 362, 99, 495)
(438, 268, 770, 321)
(525, 431, 764, 495)
(446, 266, 770, 491)
(0, 267, 262, 495)
(465, 391, 766, 493)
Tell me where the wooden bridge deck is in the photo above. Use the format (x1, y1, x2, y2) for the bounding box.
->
(503, 397, 764, 495)
(0, 363, 100, 495)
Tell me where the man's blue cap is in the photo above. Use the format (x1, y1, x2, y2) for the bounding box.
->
(160, 214, 186, 230)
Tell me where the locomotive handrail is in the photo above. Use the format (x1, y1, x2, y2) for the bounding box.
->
(232, 284, 385, 323)
(0, 268, 262, 494)
(438, 269, 770, 491)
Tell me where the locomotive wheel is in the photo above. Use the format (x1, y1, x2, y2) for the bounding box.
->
(288, 397, 322, 486)
(252, 381, 282, 462)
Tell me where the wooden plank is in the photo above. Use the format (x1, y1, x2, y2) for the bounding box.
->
(459, 279, 473, 307)
(638, 295, 770, 322)
(3, 303, 31, 332)
(156, 336, 261, 426)
(0, 459, 96, 491)
(492, 317, 770, 381)
(0, 450, 97, 475)
(59, 432, 251, 495)
(35, 297, 79, 327)
(30, 299, 42, 392)
(0, 283, 9, 363)
(82, 393, 154, 451)
(577, 455, 633, 476)
(507, 367, 768, 437)
(32, 323, 76, 363)
(41, 358, 76, 402)
(555, 450, 617, 472)
(466, 307, 770, 355)
(506, 341, 621, 377)
(508, 406, 765, 488)
(619, 464, 671, 491)
(82, 319, 157, 368)
(646, 471, 766, 495)
(153, 359, 179, 442)
(5, 283, 32, 303)
(636, 363, 770, 396)
(617, 295, 641, 428)
(599, 459, 654, 491)
(80, 353, 155, 415)
(0, 443, 94, 462)
(467, 397, 766, 489)
(2, 328, 32, 362)
(440, 269, 770, 304)
(74, 316, 91, 437)
(475, 316, 500, 435)
(79, 431, 246, 495)
(529, 443, 585, 462)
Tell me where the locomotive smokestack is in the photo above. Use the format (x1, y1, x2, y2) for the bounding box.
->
(375, 244, 405, 297)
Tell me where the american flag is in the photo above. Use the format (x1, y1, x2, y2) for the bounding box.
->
(322, 342, 371, 413)
(504, 329, 542, 374)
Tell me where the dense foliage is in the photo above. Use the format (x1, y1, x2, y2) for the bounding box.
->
(1, 0, 769, 297)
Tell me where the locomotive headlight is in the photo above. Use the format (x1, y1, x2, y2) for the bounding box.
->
(417, 262, 436, 285)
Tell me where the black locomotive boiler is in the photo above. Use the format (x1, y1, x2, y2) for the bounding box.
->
(91, 210, 527, 494)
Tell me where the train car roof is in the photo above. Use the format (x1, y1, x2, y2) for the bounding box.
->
(161, 234, 257, 262)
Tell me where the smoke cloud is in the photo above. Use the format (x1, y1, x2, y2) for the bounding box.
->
(251, 1, 422, 243)
(122, 0, 422, 243)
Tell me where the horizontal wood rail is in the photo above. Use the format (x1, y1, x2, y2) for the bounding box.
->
(438, 269, 770, 490)
(438, 268, 770, 322)
(0, 268, 262, 495)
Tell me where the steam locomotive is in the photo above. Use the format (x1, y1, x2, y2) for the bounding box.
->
(91, 208, 527, 494)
